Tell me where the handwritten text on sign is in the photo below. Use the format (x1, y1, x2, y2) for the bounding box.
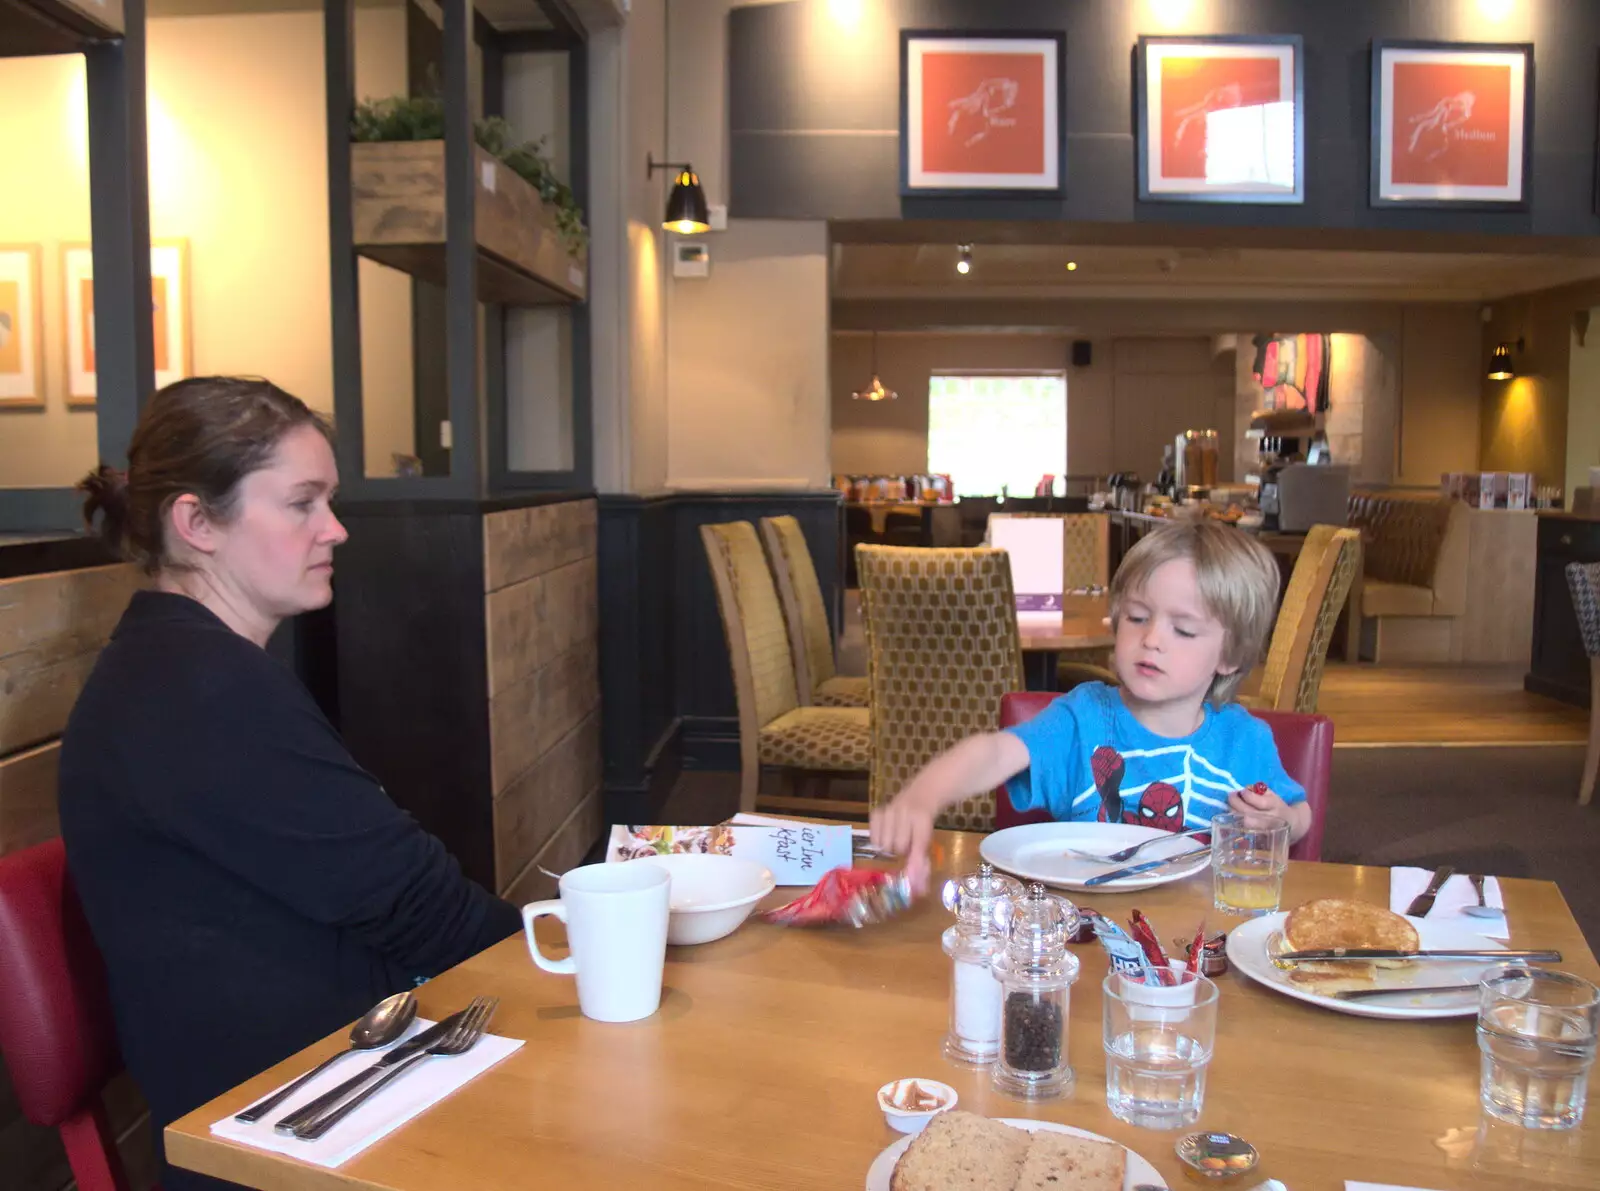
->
(750, 824, 851, 886)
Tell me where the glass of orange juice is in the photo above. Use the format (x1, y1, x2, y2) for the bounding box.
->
(1210, 812, 1289, 916)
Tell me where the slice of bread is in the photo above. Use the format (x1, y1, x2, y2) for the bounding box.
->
(889, 1111, 1030, 1191)
(1014, 1129, 1126, 1190)
(1281, 898, 1421, 990)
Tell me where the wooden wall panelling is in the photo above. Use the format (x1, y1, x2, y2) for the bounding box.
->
(1461, 509, 1538, 664)
(493, 712, 601, 893)
(334, 507, 497, 889)
(596, 495, 679, 823)
(484, 499, 597, 592)
(501, 789, 603, 908)
(0, 564, 142, 756)
(0, 742, 60, 856)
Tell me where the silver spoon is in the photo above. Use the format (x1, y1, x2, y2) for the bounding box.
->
(233, 989, 418, 1123)
(1462, 873, 1503, 919)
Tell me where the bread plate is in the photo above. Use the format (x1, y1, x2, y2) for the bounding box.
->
(1228, 912, 1508, 1020)
(865, 1118, 1166, 1191)
(980, 822, 1210, 893)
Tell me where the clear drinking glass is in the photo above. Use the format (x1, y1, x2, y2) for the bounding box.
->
(1209, 812, 1289, 916)
(1477, 966, 1599, 1130)
(1102, 969, 1219, 1130)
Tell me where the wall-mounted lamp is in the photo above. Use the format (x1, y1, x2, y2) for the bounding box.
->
(851, 332, 897, 402)
(647, 152, 710, 234)
(1488, 338, 1523, 381)
(956, 244, 973, 275)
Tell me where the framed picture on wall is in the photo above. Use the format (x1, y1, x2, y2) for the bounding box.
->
(0, 244, 44, 409)
(899, 29, 1066, 197)
(1370, 40, 1533, 209)
(1135, 35, 1304, 204)
(63, 238, 192, 406)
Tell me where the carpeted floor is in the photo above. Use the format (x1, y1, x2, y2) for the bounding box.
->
(1324, 745, 1598, 949)
(665, 743, 1600, 950)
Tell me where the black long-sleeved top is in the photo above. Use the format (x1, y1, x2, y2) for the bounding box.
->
(59, 591, 520, 1191)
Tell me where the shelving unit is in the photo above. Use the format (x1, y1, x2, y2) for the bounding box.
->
(0, 0, 123, 57)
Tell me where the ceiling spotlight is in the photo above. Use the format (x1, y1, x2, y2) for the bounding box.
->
(956, 244, 973, 275)
(1066, 261, 1078, 272)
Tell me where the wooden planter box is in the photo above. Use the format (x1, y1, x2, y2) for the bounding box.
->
(351, 140, 587, 306)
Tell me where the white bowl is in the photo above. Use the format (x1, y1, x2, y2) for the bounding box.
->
(631, 853, 776, 945)
(876, 1079, 958, 1134)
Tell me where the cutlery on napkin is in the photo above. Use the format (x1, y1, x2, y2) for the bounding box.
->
(1389, 867, 1508, 940)
(210, 1018, 522, 1168)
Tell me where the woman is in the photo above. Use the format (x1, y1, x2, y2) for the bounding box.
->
(59, 377, 521, 1191)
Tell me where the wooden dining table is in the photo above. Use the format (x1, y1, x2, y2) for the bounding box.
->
(168, 831, 1600, 1191)
(1017, 594, 1114, 689)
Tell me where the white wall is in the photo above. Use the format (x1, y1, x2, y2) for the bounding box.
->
(0, 9, 414, 487)
(661, 0, 831, 490)
(1569, 309, 1600, 500)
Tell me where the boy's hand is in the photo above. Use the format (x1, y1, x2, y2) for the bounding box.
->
(869, 785, 941, 894)
(1227, 783, 1306, 841)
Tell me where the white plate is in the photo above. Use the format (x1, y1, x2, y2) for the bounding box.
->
(979, 822, 1210, 892)
(865, 1118, 1166, 1191)
(1227, 912, 1508, 1020)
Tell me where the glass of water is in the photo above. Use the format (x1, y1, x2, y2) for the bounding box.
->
(1477, 966, 1599, 1130)
(1210, 812, 1289, 916)
(1102, 969, 1219, 1130)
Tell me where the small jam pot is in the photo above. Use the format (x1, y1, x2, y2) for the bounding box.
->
(1176, 1132, 1259, 1181)
(1174, 931, 1230, 977)
(876, 1078, 958, 1134)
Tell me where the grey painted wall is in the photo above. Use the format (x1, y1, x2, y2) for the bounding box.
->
(728, 0, 1600, 238)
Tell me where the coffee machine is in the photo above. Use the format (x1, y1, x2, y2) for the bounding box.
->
(1249, 408, 1347, 531)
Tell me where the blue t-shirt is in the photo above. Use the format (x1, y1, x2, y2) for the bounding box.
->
(1003, 683, 1305, 829)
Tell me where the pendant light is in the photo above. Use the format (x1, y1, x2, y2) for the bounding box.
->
(647, 152, 710, 234)
(852, 332, 897, 402)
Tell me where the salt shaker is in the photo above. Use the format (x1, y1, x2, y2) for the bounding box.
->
(991, 882, 1081, 1100)
(939, 863, 1023, 1067)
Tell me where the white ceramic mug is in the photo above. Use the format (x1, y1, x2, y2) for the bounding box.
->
(523, 863, 671, 1023)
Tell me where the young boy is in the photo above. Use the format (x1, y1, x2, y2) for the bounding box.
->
(870, 519, 1310, 891)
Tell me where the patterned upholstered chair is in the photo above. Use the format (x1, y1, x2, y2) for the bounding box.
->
(759, 515, 869, 709)
(701, 522, 871, 814)
(856, 545, 1024, 831)
(1246, 525, 1362, 714)
(1565, 562, 1600, 806)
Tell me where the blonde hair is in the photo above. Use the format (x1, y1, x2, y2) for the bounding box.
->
(1109, 520, 1280, 704)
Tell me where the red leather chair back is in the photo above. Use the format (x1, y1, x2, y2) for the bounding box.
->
(0, 838, 134, 1191)
(994, 692, 1333, 862)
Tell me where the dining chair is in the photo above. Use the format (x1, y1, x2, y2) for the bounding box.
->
(758, 515, 868, 709)
(992, 691, 1334, 862)
(701, 521, 871, 815)
(1565, 561, 1600, 806)
(1246, 525, 1362, 714)
(0, 838, 141, 1191)
(856, 545, 1024, 831)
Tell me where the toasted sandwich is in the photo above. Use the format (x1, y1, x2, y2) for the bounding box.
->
(1277, 898, 1420, 993)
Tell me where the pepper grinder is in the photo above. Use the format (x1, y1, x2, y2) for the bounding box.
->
(939, 863, 1023, 1067)
(991, 882, 1081, 1100)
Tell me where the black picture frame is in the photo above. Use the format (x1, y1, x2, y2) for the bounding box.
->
(1369, 39, 1534, 212)
(898, 28, 1067, 199)
(1135, 33, 1305, 205)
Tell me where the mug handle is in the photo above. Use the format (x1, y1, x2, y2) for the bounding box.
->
(522, 900, 576, 975)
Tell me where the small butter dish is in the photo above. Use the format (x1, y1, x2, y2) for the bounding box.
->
(876, 1078, 958, 1134)
(1176, 1131, 1259, 1181)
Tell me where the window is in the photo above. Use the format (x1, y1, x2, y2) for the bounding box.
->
(927, 373, 1067, 497)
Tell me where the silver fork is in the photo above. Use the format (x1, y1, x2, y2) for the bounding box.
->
(290, 996, 498, 1141)
(1066, 827, 1210, 865)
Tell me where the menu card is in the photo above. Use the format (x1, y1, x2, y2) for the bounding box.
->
(988, 516, 1064, 611)
(606, 823, 851, 887)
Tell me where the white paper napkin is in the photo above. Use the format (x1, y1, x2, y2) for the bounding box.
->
(1389, 867, 1508, 940)
(209, 1019, 523, 1168)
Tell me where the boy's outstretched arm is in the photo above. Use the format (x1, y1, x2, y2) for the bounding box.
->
(869, 731, 1032, 892)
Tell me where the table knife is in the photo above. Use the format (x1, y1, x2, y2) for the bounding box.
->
(1083, 845, 1211, 887)
(1404, 865, 1455, 917)
(273, 1009, 467, 1135)
(1333, 984, 1484, 1001)
(1276, 948, 1560, 962)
